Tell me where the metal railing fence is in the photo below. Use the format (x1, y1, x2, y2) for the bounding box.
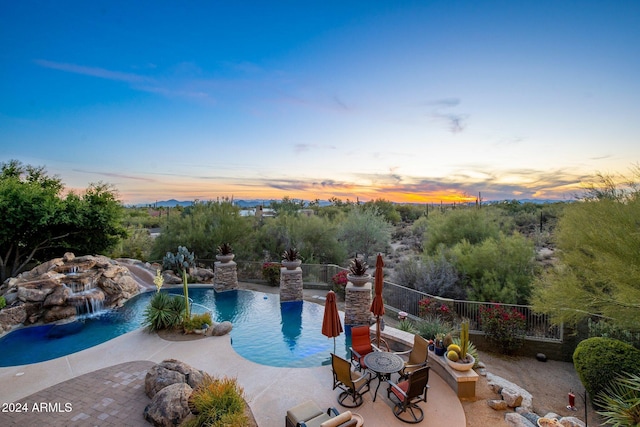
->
(197, 260, 563, 342)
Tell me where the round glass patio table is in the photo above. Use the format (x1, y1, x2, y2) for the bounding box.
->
(363, 351, 404, 401)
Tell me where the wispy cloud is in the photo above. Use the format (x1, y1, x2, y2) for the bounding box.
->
(34, 59, 149, 84)
(72, 169, 157, 182)
(294, 143, 338, 154)
(426, 97, 468, 134)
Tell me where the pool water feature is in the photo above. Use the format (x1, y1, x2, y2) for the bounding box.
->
(0, 289, 350, 368)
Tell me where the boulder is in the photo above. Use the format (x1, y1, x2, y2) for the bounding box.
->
(145, 359, 205, 398)
(43, 305, 77, 323)
(487, 372, 533, 411)
(143, 382, 193, 427)
(17, 279, 58, 302)
(43, 285, 71, 307)
(0, 305, 28, 331)
(487, 399, 508, 410)
(210, 321, 233, 336)
(502, 387, 524, 408)
(505, 412, 536, 427)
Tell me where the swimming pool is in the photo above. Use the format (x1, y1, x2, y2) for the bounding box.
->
(0, 289, 350, 368)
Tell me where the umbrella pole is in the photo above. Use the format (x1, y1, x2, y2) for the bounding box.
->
(333, 337, 336, 354)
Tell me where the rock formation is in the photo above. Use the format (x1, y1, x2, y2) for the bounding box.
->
(0, 252, 142, 333)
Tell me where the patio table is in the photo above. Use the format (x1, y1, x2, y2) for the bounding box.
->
(363, 351, 404, 401)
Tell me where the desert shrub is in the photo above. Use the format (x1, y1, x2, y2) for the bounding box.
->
(142, 292, 186, 332)
(261, 262, 281, 286)
(479, 304, 526, 354)
(573, 337, 640, 405)
(595, 372, 640, 426)
(183, 312, 213, 332)
(416, 315, 456, 341)
(184, 374, 249, 427)
(394, 254, 464, 299)
(451, 232, 535, 304)
(0, 296, 5, 309)
(397, 319, 417, 334)
(588, 318, 640, 349)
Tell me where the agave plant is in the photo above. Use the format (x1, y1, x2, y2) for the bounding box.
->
(349, 257, 368, 276)
(216, 243, 233, 255)
(596, 372, 640, 426)
(282, 247, 300, 261)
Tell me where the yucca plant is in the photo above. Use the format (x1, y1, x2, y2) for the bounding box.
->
(142, 292, 186, 332)
(397, 319, 417, 333)
(217, 243, 233, 255)
(595, 372, 640, 426)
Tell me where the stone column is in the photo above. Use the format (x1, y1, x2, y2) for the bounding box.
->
(344, 281, 372, 326)
(280, 267, 303, 302)
(213, 261, 238, 291)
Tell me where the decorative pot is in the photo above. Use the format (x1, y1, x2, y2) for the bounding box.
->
(281, 259, 302, 270)
(446, 354, 475, 371)
(434, 346, 446, 356)
(216, 254, 235, 263)
(347, 273, 371, 286)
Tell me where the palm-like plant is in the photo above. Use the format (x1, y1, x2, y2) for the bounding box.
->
(217, 243, 233, 255)
(596, 372, 640, 426)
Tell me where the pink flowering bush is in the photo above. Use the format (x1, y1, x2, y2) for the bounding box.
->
(418, 297, 455, 322)
(331, 270, 349, 298)
(479, 304, 526, 353)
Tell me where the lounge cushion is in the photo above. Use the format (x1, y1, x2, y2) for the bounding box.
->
(287, 400, 323, 425)
(320, 410, 352, 427)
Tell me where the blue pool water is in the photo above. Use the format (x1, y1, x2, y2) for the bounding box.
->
(0, 289, 350, 368)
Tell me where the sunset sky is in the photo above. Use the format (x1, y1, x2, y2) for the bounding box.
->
(1, 1, 639, 205)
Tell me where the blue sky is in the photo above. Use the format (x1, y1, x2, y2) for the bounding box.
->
(1, 1, 639, 204)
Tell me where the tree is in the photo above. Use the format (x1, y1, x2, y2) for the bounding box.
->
(337, 206, 392, 263)
(532, 191, 640, 329)
(150, 200, 251, 260)
(423, 207, 513, 254)
(0, 160, 125, 282)
(451, 232, 536, 304)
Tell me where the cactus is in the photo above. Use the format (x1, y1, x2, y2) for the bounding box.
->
(460, 320, 470, 361)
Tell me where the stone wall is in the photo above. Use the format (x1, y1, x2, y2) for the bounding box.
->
(213, 261, 238, 291)
(279, 268, 303, 302)
(344, 282, 372, 326)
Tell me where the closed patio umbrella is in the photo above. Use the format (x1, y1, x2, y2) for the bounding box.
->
(322, 290, 343, 354)
(370, 254, 388, 349)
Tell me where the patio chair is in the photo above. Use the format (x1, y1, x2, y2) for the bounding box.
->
(386, 365, 430, 423)
(394, 334, 429, 380)
(285, 400, 359, 427)
(349, 325, 379, 371)
(331, 353, 372, 408)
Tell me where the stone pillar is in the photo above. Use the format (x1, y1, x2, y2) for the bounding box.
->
(280, 267, 303, 302)
(344, 281, 372, 326)
(213, 261, 238, 291)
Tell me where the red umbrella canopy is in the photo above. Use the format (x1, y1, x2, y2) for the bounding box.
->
(322, 291, 343, 339)
(370, 254, 385, 316)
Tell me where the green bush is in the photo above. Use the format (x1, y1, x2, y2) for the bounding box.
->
(183, 312, 213, 332)
(0, 296, 6, 310)
(142, 292, 186, 332)
(183, 374, 249, 427)
(261, 262, 281, 286)
(595, 372, 640, 426)
(573, 337, 640, 405)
